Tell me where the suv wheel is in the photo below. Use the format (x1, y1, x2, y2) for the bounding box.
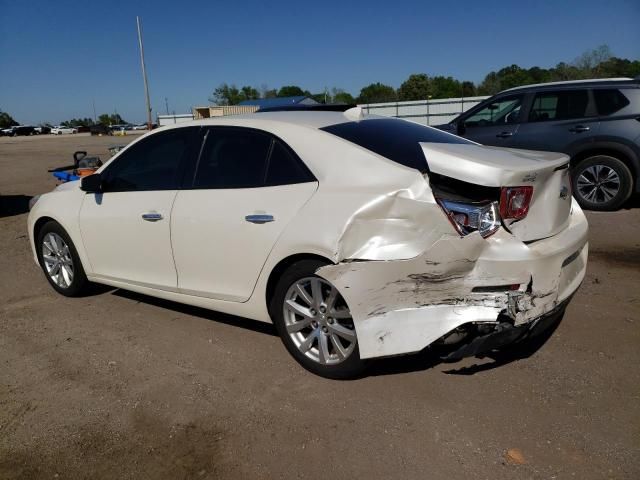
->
(572, 155, 633, 211)
(270, 259, 366, 379)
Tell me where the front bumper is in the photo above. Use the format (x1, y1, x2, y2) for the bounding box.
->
(317, 200, 588, 360)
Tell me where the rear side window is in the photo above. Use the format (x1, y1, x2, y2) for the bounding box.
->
(593, 89, 631, 115)
(528, 90, 589, 122)
(192, 127, 315, 189)
(321, 118, 473, 173)
(103, 127, 196, 192)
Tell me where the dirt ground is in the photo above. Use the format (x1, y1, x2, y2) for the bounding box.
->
(1, 133, 639, 480)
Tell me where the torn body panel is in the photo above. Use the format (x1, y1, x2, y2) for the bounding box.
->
(316, 198, 588, 360)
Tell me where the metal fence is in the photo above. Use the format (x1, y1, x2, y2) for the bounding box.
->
(359, 96, 489, 126)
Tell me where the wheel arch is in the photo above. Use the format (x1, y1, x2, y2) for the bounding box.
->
(265, 253, 335, 314)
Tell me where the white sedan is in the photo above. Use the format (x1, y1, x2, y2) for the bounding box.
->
(27, 108, 588, 378)
(51, 126, 78, 135)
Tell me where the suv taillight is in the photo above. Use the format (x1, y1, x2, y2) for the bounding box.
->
(500, 186, 533, 220)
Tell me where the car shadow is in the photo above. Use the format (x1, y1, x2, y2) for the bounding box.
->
(111, 289, 278, 337)
(92, 286, 559, 378)
(367, 313, 564, 378)
(0, 195, 32, 217)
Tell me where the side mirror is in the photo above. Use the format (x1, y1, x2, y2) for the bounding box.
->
(81, 173, 103, 193)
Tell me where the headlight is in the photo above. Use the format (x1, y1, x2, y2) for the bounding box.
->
(28, 194, 41, 211)
(438, 199, 501, 238)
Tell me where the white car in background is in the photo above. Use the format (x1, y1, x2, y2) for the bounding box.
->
(132, 124, 148, 130)
(51, 126, 77, 135)
(27, 108, 588, 378)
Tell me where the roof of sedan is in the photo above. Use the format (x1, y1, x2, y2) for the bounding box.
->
(173, 110, 358, 130)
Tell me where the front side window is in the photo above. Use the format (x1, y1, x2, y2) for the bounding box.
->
(192, 127, 315, 189)
(528, 90, 589, 122)
(103, 128, 196, 192)
(464, 95, 524, 127)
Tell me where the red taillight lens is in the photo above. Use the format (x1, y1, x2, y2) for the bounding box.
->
(500, 186, 533, 220)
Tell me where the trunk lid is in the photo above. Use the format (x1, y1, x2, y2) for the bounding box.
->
(421, 142, 573, 242)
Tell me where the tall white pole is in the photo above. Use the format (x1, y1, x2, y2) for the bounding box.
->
(136, 16, 153, 129)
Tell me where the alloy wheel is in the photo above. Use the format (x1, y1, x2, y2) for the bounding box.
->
(42, 232, 74, 289)
(283, 277, 356, 365)
(576, 164, 621, 205)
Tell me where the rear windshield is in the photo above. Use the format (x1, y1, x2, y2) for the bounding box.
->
(320, 118, 473, 173)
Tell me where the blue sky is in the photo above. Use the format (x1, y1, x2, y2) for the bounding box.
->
(1, 0, 638, 125)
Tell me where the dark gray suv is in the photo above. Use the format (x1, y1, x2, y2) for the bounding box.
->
(438, 78, 640, 210)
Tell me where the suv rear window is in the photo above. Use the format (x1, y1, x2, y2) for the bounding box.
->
(320, 118, 473, 173)
(593, 89, 631, 115)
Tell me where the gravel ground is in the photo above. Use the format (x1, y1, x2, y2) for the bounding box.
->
(1, 133, 639, 479)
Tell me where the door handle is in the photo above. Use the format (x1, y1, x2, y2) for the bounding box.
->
(245, 214, 274, 224)
(569, 125, 590, 133)
(141, 212, 163, 222)
(496, 131, 513, 138)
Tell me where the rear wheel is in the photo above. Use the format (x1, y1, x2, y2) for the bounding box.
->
(572, 155, 633, 211)
(37, 221, 88, 296)
(270, 259, 365, 379)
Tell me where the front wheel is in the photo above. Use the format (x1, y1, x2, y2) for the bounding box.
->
(572, 155, 633, 211)
(36, 221, 89, 296)
(270, 259, 366, 379)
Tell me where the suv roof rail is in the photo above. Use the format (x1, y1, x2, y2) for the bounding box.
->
(256, 104, 355, 113)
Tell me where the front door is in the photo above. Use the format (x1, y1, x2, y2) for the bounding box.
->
(460, 93, 526, 147)
(79, 127, 199, 289)
(171, 127, 318, 302)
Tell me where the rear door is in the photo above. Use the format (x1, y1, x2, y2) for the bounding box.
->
(459, 93, 526, 146)
(171, 127, 318, 302)
(509, 89, 600, 153)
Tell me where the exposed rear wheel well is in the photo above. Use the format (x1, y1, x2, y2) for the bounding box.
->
(265, 253, 334, 312)
(571, 148, 637, 185)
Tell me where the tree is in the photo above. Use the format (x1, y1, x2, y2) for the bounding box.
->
(277, 85, 306, 97)
(429, 76, 463, 98)
(61, 117, 95, 128)
(357, 82, 397, 104)
(331, 88, 355, 104)
(0, 110, 18, 128)
(98, 113, 126, 125)
(398, 74, 430, 101)
(461, 81, 476, 97)
(574, 44, 612, 77)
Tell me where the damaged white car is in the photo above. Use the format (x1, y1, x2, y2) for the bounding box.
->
(27, 108, 588, 378)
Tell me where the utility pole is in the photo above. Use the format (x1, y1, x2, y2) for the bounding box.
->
(92, 99, 97, 123)
(136, 16, 153, 129)
(165, 97, 169, 115)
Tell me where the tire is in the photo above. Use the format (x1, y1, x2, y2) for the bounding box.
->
(572, 155, 633, 211)
(270, 259, 366, 379)
(36, 220, 89, 297)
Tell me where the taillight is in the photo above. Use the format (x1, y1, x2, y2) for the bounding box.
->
(438, 199, 501, 238)
(500, 186, 533, 220)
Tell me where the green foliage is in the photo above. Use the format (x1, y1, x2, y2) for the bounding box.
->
(209, 83, 260, 105)
(97, 113, 126, 125)
(61, 117, 95, 127)
(0, 110, 18, 129)
(398, 74, 430, 101)
(357, 82, 397, 103)
(331, 89, 355, 104)
(277, 85, 306, 97)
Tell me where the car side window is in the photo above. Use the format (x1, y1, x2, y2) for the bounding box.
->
(464, 95, 524, 127)
(593, 89, 631, 116)
(528, 90, 589, 122)
(103, 128, 196, 192)
(192, 128, 315, 189)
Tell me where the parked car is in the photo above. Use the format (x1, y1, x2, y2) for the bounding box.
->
(90, 124, 113, 136)
(51, 126, 78, 135)
(35, 126, 52, 135)
(8, 126, 37, 136)
(28, 110, 588, 378)
(132, 124, 148, 130)
(437, 77, 640, 210)
(76, 125, 91, 133)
